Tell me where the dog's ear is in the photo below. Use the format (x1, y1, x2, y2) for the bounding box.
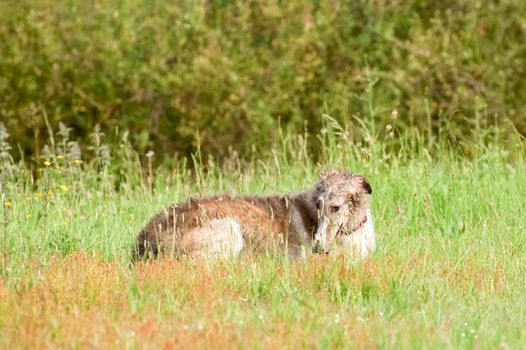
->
(351, 175, 372, 194)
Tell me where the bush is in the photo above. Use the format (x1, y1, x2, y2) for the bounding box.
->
(1, 0, 525, 161)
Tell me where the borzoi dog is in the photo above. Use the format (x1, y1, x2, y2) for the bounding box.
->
(133, 170, 375, 260)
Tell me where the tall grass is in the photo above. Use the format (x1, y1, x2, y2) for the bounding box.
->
(0, 118, 525, 348)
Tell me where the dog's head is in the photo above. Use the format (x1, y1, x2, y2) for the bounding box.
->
(312, 169, 372, 254)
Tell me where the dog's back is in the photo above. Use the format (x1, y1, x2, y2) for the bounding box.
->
(134, 194, 299, 260)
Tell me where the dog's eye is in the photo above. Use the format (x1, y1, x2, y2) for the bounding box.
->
(316, 202, 320, 210)
(330, 206, 340, 213)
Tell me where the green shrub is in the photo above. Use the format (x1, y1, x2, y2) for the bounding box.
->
(1, 0, 525, 160)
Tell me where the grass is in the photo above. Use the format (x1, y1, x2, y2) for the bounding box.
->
(0, 120, 525, 349)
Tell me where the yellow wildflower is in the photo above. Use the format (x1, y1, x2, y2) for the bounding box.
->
(74, 159, 82, 165)
(4, 201, 11, 208)
(44, 160, 52, 166)
(57, 155, 64, 160)
(59, 185, 69, 192)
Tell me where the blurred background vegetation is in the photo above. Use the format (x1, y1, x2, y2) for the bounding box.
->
(1, 0, 525, 163)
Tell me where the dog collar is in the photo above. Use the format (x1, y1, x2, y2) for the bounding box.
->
(351, 215, 367, 233)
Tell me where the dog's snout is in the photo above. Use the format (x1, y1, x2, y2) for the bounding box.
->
(312, 240, 331, 255)
(312, 238, 323, 254)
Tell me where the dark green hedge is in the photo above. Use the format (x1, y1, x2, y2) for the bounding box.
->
(1, 0, 525, 160)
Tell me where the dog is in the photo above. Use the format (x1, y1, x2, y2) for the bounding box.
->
(133, 169, 375, 261)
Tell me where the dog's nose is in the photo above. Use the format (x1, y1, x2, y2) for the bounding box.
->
(312, 243, 321, 254)
(312, 240, 331, 255)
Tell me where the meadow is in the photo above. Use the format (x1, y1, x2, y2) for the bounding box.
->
(1, 119, 525, 349)
(1, 1, 525, 348)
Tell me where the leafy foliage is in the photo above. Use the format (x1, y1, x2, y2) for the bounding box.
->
(1, 1, 525, 160)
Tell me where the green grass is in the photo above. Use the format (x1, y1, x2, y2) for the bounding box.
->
(0, 121, 525, 348)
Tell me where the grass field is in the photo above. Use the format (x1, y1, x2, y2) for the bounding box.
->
(1, 121, 525, 349)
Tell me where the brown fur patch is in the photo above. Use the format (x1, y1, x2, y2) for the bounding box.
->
(134, 194, 293, 260)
